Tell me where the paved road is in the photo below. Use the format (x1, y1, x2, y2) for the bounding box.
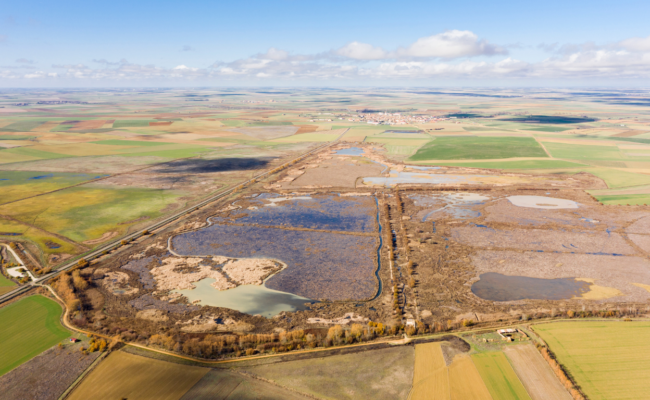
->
(0, 135, 343, 304)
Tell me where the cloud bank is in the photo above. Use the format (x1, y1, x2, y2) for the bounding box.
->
(3, 30, 650, 84)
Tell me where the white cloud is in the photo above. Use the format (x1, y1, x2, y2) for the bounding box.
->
(259, 47, 289, 61)
(619, 35, 650, 52)
(336, 42, 388, 60)
(394, 30, 506, 59)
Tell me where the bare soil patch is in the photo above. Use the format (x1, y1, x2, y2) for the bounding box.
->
(504, 344, 571, 400)
(0, 341, 101, 400)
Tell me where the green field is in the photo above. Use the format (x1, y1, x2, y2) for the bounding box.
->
(0, 295, 69, 376)
(0, 186, 183, 242)
(592, 193, 650, 205)
(0, 171, 101, 204)
(581, 167, 650, 188)
(543, 142, 625, 161)
(0, 273, 17, 295)
(418, 159, 587, 169)
(0, 147, 70, 164)
(0, 121, 46, 132)
(409, 137, 548, 161)
(472, 352, 531, 400)
(92, 139, 171, 147)
(535, 321, 650, 400)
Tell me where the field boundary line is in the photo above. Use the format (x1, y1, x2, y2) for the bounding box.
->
(235, 370, 319, 399)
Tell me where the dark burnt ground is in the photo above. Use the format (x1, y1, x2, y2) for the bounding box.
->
(153, 157, 275, 174)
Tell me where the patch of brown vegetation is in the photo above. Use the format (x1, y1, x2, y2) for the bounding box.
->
(83, 231, 118, 245)
(613, 130, 648, 137)
(149, 121, 173, 126)
(295, 125, 318, 134)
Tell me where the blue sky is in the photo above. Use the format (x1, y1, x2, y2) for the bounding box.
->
(2, 0, 650, 86)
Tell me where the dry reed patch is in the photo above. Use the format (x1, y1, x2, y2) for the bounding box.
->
(67, 351, 208, 400)
(151, 256, 234, 291)
(103, 271, 139, 295)
(221, 258, 281, 285)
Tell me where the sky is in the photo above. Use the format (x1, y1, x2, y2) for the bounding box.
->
(1, 0, 650, 87)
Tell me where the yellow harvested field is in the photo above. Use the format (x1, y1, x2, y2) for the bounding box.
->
(448, 355, 492, 400)
(503, 344, 571, 400)
(412, 368, 450, 400)
(411, 342, 491, 400)
(67, 350, 208, 400)
(410, 342, 449, 400)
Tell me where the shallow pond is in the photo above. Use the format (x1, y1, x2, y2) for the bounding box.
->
(363, 171, 491, 187)
(471, 272, 591, 301)
(174, 278, 312, 317)
(507, 195, 578, 209)
(335, 147, 365, 156)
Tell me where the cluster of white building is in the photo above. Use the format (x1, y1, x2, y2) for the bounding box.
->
(357, 112, 450, 126)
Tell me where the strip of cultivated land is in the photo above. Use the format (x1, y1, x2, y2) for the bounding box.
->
(534, 321, 650, 400)
(0, 295, 69, 376)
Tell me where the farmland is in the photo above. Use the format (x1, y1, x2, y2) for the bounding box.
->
(0, 295, 69, 376)
(408, 137, 548, 161)
(535, 321, 650, 400)
(472, 352, 531, 400)
(243, 346, 414, 399)
(3, 88, 650, 399)
(67, 350, 208, 400)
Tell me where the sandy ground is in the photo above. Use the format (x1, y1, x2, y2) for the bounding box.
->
(285, 155, 384, 188)
(307, 312, 369, 325)
(471, 250, 650, 302)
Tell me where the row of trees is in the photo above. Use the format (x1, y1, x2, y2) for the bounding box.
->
(53, 270, 89, 315)
(537, 344, 586, 400)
